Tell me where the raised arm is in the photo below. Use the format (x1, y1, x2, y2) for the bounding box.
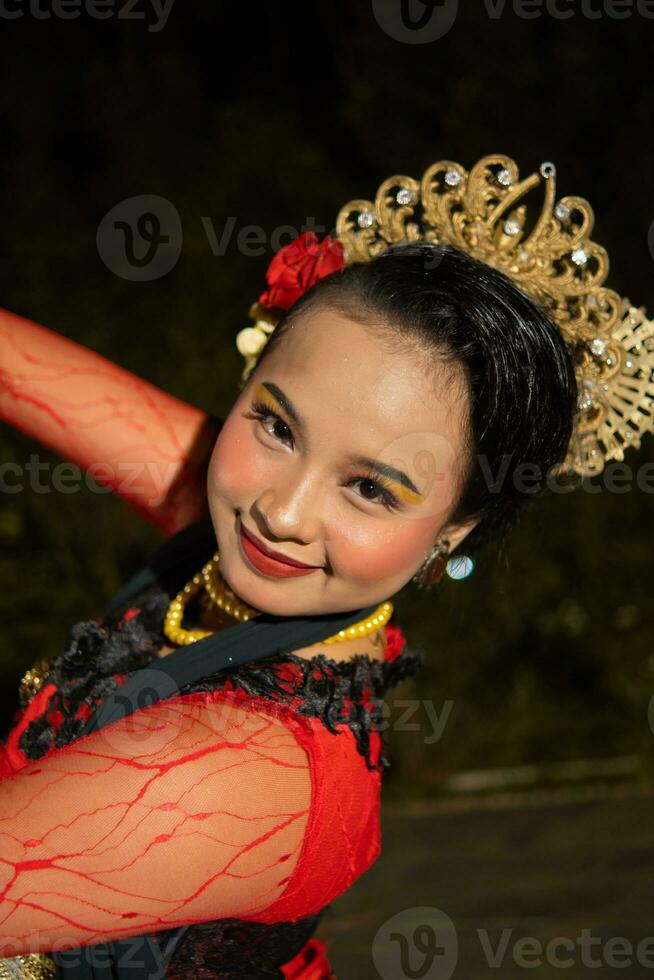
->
(0, 307, 220, 536)
(0, 690, 313, 955)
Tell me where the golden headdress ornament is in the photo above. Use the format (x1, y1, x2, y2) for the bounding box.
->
(236, 153, 654, 478)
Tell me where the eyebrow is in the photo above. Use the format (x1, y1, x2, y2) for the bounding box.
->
(345, 455, 422, 498)
(259, 380, 423, 498)
(261, 382, 304, 427)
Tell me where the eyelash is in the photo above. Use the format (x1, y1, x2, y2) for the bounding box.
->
(248, 399, 402, 511)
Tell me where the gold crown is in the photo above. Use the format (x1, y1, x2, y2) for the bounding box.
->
(239, 154, 654, 478)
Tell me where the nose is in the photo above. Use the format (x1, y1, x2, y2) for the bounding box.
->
(253, 467, 323, 546)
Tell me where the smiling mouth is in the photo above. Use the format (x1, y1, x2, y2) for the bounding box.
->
(238, 519, 323, 573)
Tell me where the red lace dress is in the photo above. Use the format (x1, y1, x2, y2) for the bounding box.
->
(0, 306, 422, 976)
(0, 577, 418, 977)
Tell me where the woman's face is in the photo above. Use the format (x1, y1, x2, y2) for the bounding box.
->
(207, 306, 475, 616)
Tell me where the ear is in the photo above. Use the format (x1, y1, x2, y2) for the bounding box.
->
(439, 518, 478, 554)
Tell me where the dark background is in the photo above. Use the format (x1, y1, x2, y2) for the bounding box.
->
(1, 1, 653, 797)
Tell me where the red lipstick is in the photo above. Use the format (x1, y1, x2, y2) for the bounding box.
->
(238, 522, 322, 579)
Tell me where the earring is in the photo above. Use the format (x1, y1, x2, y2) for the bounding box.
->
(412, 538, 450, 590)
(445, 554, 475, 580)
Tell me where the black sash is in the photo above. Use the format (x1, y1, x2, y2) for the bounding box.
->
(52, 519, 378, 976)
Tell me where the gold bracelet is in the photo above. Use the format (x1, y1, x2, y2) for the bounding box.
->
(0, 953, 57, 979)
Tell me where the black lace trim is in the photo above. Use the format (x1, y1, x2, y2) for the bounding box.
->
(18, 581, 424, 773)
(16, 573, 422, 975)
(18, 586, 172, 761)
(178, 642, 424, 773)
(151, 912, 325, 979)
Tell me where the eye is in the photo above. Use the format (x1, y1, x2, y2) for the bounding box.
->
(347, 474, 401, 511)
(249, 400, 294, 448)
(248, 399, 401, 511)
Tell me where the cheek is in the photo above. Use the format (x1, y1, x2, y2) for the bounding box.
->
(208, 413, 267, 503)
(330, 517, 437, 584)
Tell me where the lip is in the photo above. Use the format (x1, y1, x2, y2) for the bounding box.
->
(238, 522, 322, 579)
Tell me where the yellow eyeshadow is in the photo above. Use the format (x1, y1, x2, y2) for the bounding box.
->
(253, 383, 281, 413)
(394, 483, 424, 505)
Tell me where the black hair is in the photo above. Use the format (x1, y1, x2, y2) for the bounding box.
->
(253, 242, 578, 562)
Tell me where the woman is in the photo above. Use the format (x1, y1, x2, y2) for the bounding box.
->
(0, 154, 651, 978)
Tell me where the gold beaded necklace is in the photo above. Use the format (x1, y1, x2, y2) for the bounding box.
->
(163, 551, 393, 647)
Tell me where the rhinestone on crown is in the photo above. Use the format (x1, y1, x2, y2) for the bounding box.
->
(396, 187, 416, 205)
(571, 247, 589, 267)
(239, 154, 654, 481)
(333, 154, 654, 477)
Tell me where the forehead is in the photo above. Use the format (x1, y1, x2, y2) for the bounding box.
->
(259, 307, 466, 427)
(249, 308, 470, 495)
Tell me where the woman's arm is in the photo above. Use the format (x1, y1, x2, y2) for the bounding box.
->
(0, 691, 311, 956)
(0, 308, 220, 536)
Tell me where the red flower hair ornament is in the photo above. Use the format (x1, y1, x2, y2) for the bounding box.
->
(236, 231, 344, 383)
